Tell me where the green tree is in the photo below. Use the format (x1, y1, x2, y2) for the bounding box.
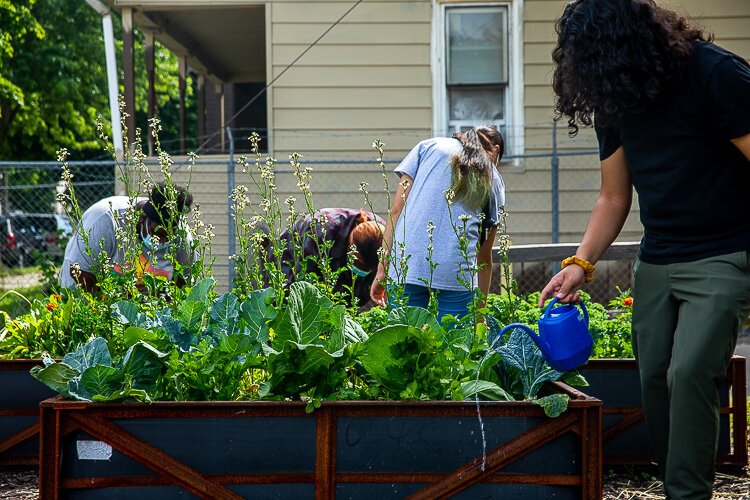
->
(0, 0, 105, 160)
(0, 1, 196, 213)
(0, 0, 196, 161)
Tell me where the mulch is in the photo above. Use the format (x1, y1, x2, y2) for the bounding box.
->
(2, 464, 749, 499)
(602, 464, 750, 499)
(0, 467, 36, 500)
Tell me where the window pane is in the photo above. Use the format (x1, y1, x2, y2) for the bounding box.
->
(449, 86, 504, 121)
(447, 8, 506, 85)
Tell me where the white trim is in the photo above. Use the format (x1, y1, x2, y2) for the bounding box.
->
(265, 2, 274, 155)
(509, 0, 524, 156)
(430, 0, 445, 138)
(431, 0, 524, 156)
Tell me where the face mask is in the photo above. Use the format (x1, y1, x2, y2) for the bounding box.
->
(350, 263, 372, 278)
(141, 225, 169, 252)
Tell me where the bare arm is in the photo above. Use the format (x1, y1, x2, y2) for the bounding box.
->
(731, 132, 750, 161)
(539, 146, 633, 306)
(71, 268, 98, 293)
(370, 173, 412, 306)
(476, 226, 498, 305)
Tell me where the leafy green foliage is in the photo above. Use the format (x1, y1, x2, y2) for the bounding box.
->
(493, 325, 565, 399)
(31, 337, 165, 402)
(533, 394, 571, 418)
(10, 280, 639, 417)
(24, 286, 586, 414)
(0, 0, 197, 162)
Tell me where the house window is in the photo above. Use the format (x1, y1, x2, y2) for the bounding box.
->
(435, 3, 522, 155)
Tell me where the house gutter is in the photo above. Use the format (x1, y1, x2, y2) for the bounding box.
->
(84, 0, 124, 161)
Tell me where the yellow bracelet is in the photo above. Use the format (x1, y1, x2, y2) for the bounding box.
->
(561, 255, 595, 282)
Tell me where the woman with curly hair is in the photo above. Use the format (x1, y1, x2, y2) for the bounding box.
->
(370, 126, 505, 321)
(538, 1, 750, 498)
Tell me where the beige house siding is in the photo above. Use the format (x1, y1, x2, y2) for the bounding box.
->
(128, 0, 748, 290)
(269, 0, 433, 161)
(264, 1, 436, 275)
(512, 0, 750, 245)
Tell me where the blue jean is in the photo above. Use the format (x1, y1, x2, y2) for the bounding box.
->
(395, 283, 473, 322)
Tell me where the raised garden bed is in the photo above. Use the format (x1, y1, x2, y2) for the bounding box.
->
(0, 359, 57, 465)
(579, 356, 747, 466)
(39, 383, 602, 499)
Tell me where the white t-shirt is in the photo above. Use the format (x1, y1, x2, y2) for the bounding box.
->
(389, 137, 505, 291)
(59, 196, 193, 289)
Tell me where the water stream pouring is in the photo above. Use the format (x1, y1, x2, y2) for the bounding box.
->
(502, 297, 593, 371)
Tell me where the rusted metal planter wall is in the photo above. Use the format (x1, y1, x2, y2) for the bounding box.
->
(579, 356, 747, 465)
(0, 359, 56, 465)
(39, 383, 601, 499)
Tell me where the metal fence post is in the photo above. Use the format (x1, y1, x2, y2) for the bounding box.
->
(551, 121, 561, 275)
(227, 128, 236, 289)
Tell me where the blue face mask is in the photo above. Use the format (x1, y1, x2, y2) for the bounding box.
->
(141, 225, 169, 252)
(350, 263, 372, 278)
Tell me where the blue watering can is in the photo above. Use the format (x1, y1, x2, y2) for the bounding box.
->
(533, 297, 593, 371)
(498, 298, 593, 371)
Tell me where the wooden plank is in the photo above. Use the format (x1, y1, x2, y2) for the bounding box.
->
(273, 108, 432, 130)
(408, 412, 580, 499)
(499, 241, 640, 263)
(69, 414, 243, 500)
(272, 44, 430, 66)
(272, 22, 430, 44)
(271, 1, 431, 23)
(273, 87, 431, 109)
(271, 65, 431, 87)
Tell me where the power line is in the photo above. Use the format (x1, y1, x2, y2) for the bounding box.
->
(189, 0, 366, 158)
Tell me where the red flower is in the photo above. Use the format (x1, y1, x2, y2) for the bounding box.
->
(46, 303, 58, 311)
(623, 297, 633, 307)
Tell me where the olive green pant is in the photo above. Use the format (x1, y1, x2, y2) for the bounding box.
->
(632, 251, 750, 500)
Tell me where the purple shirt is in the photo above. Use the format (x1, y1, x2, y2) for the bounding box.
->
(277, 208, 384, 306)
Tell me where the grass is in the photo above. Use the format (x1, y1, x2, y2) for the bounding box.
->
(0, 285, 45, 317)
(0, 265, 40, 278)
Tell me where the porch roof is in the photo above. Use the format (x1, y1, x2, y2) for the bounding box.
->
(108, 1, 265, 84)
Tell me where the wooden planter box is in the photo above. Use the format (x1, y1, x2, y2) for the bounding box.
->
(39, 383, 602, 499)
(0, 359, 57, 465)
(579, 356, 747, 465)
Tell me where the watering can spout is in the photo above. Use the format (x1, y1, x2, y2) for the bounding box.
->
(523, 328, 553, 360)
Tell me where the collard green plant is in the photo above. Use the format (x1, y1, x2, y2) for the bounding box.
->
(491, 326, 569, 417)
(31, 337, 166, 402)
(29, 282, 587, 416)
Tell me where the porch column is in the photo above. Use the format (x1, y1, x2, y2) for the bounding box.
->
(197, 74, 206, 146)
(145, 30, 156, 156)
(121, 7, 136, 147)
(178, 57, 187, 154)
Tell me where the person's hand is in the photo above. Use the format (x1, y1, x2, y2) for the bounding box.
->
(538, 265, 586, 307)
(370, 264, 387, 306)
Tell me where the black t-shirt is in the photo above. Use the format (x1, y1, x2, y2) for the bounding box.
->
(596, 42, 750, 264)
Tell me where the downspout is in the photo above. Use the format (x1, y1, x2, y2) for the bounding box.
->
(84, 0, 124, 161)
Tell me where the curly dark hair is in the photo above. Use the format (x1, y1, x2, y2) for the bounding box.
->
(552, 0, 711, 136)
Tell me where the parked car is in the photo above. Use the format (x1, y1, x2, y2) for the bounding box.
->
(0, 216, 23, 267)
(0, 213, 72, 267)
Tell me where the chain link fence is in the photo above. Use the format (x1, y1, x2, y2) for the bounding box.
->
(0, 146, 639, 304)
(0, 162, 115, 292)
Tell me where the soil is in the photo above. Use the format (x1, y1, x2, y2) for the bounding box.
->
(2, 464, 748, 499)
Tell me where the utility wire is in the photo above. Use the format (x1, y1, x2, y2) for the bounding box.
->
(189, 0, 366, 157)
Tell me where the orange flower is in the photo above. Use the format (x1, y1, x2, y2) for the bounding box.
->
(623, 297, 633, 307)
(46, 303, 58, 311)
(52, 294, 62, 301)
